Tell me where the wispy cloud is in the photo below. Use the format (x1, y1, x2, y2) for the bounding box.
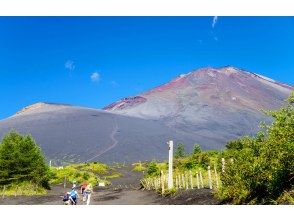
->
(110, 81, 118, 87)
(90, 72, 100, 82)
(65, 60, 75, 71)
(212, 16, 218, 28)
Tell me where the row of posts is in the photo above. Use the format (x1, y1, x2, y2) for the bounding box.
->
(161, 140, 230, 193)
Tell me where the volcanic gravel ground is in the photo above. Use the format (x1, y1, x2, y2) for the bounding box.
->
(0, 165, 220, 205)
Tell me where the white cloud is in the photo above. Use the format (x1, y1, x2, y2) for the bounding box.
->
(90, 72, 100, 82)
(212, 16, 218, 28)
(65, 60, 75, 71)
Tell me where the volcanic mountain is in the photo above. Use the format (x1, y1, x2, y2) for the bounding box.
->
(0, 66, 292, 164)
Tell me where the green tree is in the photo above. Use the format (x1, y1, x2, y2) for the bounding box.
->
(192, 144, 202, 155)
(0, 131, 50, 189)
(175, 143, 185, 158)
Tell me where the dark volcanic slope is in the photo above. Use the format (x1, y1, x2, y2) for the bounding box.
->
(0, 103, 198, 164)
(0, 67, 292, 164)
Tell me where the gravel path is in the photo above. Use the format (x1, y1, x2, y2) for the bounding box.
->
(0, 165, 221, 205)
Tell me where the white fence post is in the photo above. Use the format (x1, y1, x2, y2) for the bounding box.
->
(208, 166, 212, 189)
(185, 172, 189, 190)
(168, 140, 174, 190)
(199, 171, 204, 188)
(2, 186, 6, 199)
(189, 171, 193, 189)
(214, 165, 219, 189)
(161, 170, 165, 195)
(221, 158, 225, 173)
(178, 175, 182, 188)
(181, 174, 185, 189)
(196, 172, 200, 189)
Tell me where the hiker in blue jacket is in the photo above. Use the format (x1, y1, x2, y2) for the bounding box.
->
(69, 187, 79, 205)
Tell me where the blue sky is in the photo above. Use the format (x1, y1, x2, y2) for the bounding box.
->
(0, 16, 293, 119)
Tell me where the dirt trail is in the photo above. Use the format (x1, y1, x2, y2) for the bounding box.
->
(86, 116, 119, 162)
(0, 165, 220, 205)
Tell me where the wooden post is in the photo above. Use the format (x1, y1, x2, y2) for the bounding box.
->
(189, 171, 193, 189)
(49, 160, 52, 167)
(161, 171, 165, 195)
(199, 171, 204, 188)
(214, 165, 219, 189)
(230, 158, 234, 164)
(196, 172, 200, 189)
(168, 140, 174, 190)
(208, 166, 212, 189)
(221, 158, 225, 173)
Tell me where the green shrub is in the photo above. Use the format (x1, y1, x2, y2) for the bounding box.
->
(147, 161, 160, 176)
(217, 92, 294, 204)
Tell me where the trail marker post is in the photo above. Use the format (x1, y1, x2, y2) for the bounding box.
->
(167, 140, 174, 190)
(49, 160, 52, 167)
(208, 166, 212, 189)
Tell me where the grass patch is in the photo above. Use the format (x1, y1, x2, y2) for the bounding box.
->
(0, 181, 47, 196)
(50, 162, 112, 186)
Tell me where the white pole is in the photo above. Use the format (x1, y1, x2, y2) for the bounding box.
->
(185, 172, 189, 190)
(168, 140, 174, 190)
(208, 166, 212, 189)
(199, 171, 204, 188)
(178, 175, 182, 188)
(86, 193, 91, 205)
(214, 165, 219, 189)
(196, 172, 200, 189)
(181, 174, 185, 189)
(189, 171, 193, 189)
(161, 171, 165, 195)
(221, 158, 225, 173)
(49, 160, 52, 167)
(2, 186, 6, 199)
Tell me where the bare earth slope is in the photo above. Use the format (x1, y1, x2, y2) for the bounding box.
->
(0, 66, 292, 164)
(0, 103, 197, 164)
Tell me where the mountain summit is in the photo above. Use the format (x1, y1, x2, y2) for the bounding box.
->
(0, 67, 292, 164)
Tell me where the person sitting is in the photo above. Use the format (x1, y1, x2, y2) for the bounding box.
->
(62, 192, 71, 205)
